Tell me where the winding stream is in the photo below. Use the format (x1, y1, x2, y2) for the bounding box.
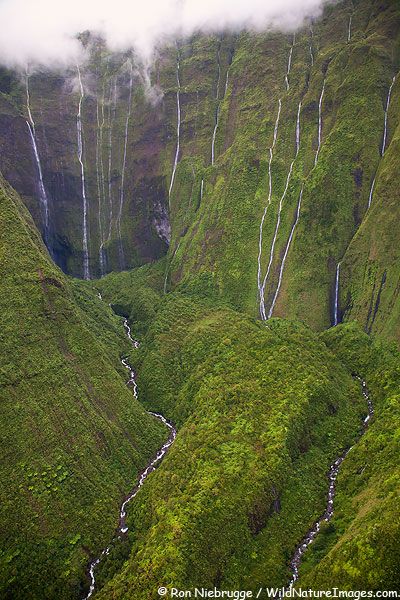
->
(83, 311, 176, 599)
(286, 377, 374, 589)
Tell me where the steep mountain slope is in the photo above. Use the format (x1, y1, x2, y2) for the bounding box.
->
(89, 276, 367, 597)
(1, 1, 399, 345)
(0, 175, 167, 599)
(298, 323, 400, 589)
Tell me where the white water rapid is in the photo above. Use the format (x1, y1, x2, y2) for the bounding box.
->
(83, 308, 176, 600)
(76, 66, 90, 280)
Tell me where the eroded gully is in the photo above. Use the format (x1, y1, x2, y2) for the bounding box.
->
(286, 377, 374, 590)
(83, 301, 176, 599)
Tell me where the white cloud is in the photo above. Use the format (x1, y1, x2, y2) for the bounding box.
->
(0, 0, 330, 70)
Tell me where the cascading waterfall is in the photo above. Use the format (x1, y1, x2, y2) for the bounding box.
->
(211, 65, 230, 165)
(76, 65, 90, 280)
(268, 185, 303, 319)
(117, 62, 134, 269)
(257, 99, 282, 320)
(168, 48, 181, 203)
(25, 73, 50, 240)
(200, 178, 204, 201)
(381, 76, 396, 156)
(259, 102, 302, 321)
(314, 79, 326, 166)
(333, 261, 341, 326)
(309, 25, 314, 67)
(83, 306, 176, 600)
(287, 378, 373, 589)
(296, 101, 301, 155)
(284, 34, 295, 91)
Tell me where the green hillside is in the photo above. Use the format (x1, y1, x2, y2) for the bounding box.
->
(0, 176, 167, 599)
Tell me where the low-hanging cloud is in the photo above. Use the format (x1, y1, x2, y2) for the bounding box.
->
(0, 0, 331, 70)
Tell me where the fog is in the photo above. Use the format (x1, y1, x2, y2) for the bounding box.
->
(0, 0, 331, 70)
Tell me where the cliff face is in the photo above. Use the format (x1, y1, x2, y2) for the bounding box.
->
(0, 0, 399, 337)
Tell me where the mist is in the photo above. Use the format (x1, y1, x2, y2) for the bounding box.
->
(0, 0, 332, 71)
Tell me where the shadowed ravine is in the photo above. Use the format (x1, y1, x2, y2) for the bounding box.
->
(286, 377, 374, 590)
(83, 303, 177, 599)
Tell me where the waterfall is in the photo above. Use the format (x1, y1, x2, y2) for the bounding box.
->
(200, 178, 204, 201)
(314, 79, 326, 166)
(284, 34, 295, 91)
(333, 261, 341, 326)
(296, 102, 302, 156)
(168, 49, 181, 203)
(347, 15, 352, 42)
(76, 65, 90, 280)
(259, 102, 301, 321)
(164, 241, 181, 294)
(381, 76, 396, 156)
(25, 74, 50, 240)
(211, 46, 221, 166)
(96, 76, 108, 275)
(104, 77, 118, 252)
(257, 99, 282, 320)
(117, 62, 134, 269)
(367, 176, 376, 210)
(268, 185, 303, 319)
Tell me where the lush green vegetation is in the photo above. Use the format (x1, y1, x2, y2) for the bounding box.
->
(297, 323, 400, 589)
(0, 176, 167, 599)
(1, 0, 400, 597)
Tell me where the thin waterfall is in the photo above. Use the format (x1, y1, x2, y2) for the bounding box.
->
(314, 79, 326, 166)
(367, 176, 376, 210)
(76, 65, 90, 280)
(268, 185, 304, 319)
(117, 62, 134, 269)
(333, 261, 341, 326)
(97, 75, 108, 275)
(309, 25, 314, 67)
(168, 48, 181, 203)
(259, 102, 302, 320)
(105, 77, 117, 248)
(347, 14, 352, 42)
(381, 76, 396, 156)
(25, 73, 50, 239)
(296, 101, 301, 156)
(200, 178, 204, 201)
(284, 34, 295, 91)
(257, 99, 282, 319)
(367, 76, 396, 211)
(211, 46, 221, 166)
